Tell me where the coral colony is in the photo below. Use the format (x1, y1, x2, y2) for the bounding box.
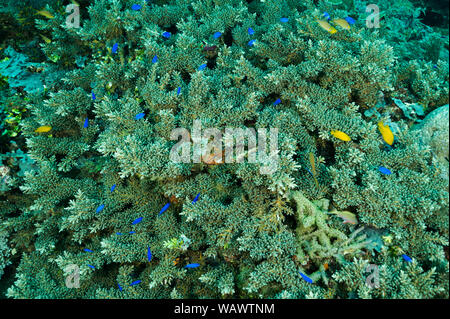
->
(0, 0, 448, 300)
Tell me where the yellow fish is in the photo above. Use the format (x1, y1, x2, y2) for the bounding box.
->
(331, 130, 351, 141)
(317, 20, 337, 34)
(377, 121, 394, 145)
(333, 18, 350, 30)
(36, 10, 54, 19)
(40, 34, 51, 44)
(329, 210, 357, 225)
(308, 152, 320, 188)
(35, 125, 52, 133)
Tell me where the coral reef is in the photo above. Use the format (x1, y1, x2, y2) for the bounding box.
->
(411, 104, 449, 183)
(0, 0, 448, 299)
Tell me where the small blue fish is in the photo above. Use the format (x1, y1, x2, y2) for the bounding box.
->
(379, 166, 392, 175)
(177, 87, 181, 95)
(87, 264, 95, 269)
(162, 31, 171, 38)
(198, 63, 207, 71)
(83, 117, 89, 128)
(273, 98, 281, 106)
(323, 12, 331, 20)
(84, 248, 93, 253)
(280, 17, 289, 23)
(433, 65, 437, 69)
(152, 55, 158, 63)
(130, 280, 141, 286)
(112, 43, 118, 54)
(116, 232, 123, 235)
(248, 27, 255, 35)
(91, 91, 96, 100)
(147, 247, 152, 262)
(402, 254, 412, 262)
(96, 204, 105, 213)
(110, 184, 116, 192)
(213, 31, 222, 39)
(305, 167, 314, 177)
(132, 217, 143, 225)
(118, 283, 123, 291)
(299, 271, 313, 284)
(159, 203, 170, 215)
(248, 39, 255, 46)
(184, 263, 200, 269)
(135, 112, 145, 120)
(131, 4, 142, 10)
(129, 231, 136, 234)
(192, 193, 200, 204)
(344, 17, 356, 25)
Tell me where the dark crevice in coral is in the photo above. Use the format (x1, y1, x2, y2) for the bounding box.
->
(165, 24, 178, 35)
(243, 119, 256, 128)
(350, 89, 363, 107)
(354, 174, 362, 187)
(222, 196, 233, 206)
(419, 6, 449, 27)
(317, 140, 336, 166)
(60, 167, 81, 179)
(58, 198, 71, 210)
(2, 201, 22, 218)
(0, 260, 19, 299)
(223, 30, 233, 47)
(284, 210, 297, 231)
(123, 42, 130, 59)
(181, 70, 192, 84)
(130, 263, 147, 278)
(55, 230, 72, 251)
(120, 202, 134, 212)
(206, 56, 217, 70)
(265, 93, 280, 106)
(0, 136, 9, 153)
(54, 153, 65, 164)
